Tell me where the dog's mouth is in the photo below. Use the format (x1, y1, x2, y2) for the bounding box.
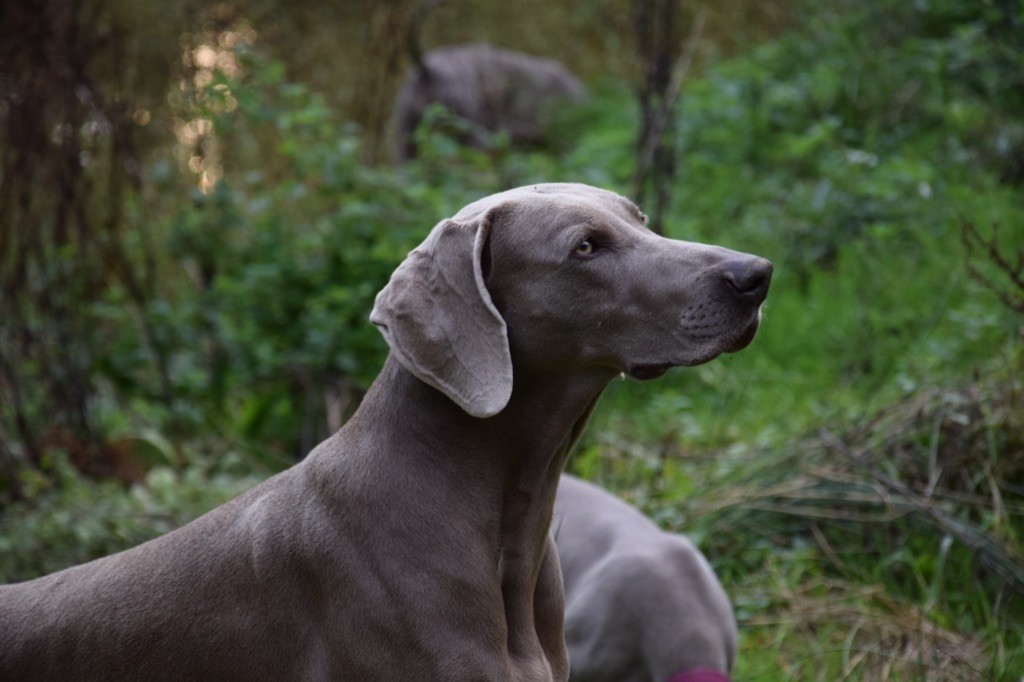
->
(627, 363, 674, 381)
(627, 313, 763, 381)
(724, 314, 762, 353)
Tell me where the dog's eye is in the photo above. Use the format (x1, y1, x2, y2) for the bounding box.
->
(576, 238, 596, 256)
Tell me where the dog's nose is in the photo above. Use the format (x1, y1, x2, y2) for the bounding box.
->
(721, 257, 773, 304)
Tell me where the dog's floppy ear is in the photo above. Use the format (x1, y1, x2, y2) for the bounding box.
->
(370, 210, 512, 418)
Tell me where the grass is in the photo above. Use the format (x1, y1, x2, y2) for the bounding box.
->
(573, 367, 1024, 680)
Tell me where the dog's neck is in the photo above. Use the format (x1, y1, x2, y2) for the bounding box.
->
(332, 354, 615, 669)
(350, 354, 614, 541)
(486, 363, 612, 550)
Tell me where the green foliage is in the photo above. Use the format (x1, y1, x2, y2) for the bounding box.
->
(90, 52, 508, 455)
(669, 0, 1023, 283)
(565, 1, 1024, 677)
(0, 452, 261, 583)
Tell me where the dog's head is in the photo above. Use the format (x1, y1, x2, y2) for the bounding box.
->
(371, 183, 772, 417)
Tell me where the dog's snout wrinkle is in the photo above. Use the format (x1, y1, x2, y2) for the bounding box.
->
(721, 257, 773, 303)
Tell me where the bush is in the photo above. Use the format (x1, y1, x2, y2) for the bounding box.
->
(0, 452, 264, 583)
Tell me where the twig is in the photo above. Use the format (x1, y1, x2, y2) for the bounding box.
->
(960, 218, 1024, 313)
(630, 9, 707, 195)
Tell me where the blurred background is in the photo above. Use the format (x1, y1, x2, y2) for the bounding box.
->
(1, 0, 1022, 678)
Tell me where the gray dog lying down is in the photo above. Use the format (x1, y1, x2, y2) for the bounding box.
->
(0, 183, 769, 681)
(393, 43, 586, 159)
(554, 474, 737, 682)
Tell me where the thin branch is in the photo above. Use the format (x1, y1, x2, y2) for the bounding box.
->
(630, 9, 707, 196)
(960, 218, 1024, 313)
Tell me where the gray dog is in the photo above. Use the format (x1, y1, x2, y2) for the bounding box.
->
(0, 183, 770, 681)
(393, 43, 586, 159)
(555, 474, 737, 682)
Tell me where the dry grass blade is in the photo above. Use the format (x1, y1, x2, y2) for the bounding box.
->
(741, 579, 991, 681)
